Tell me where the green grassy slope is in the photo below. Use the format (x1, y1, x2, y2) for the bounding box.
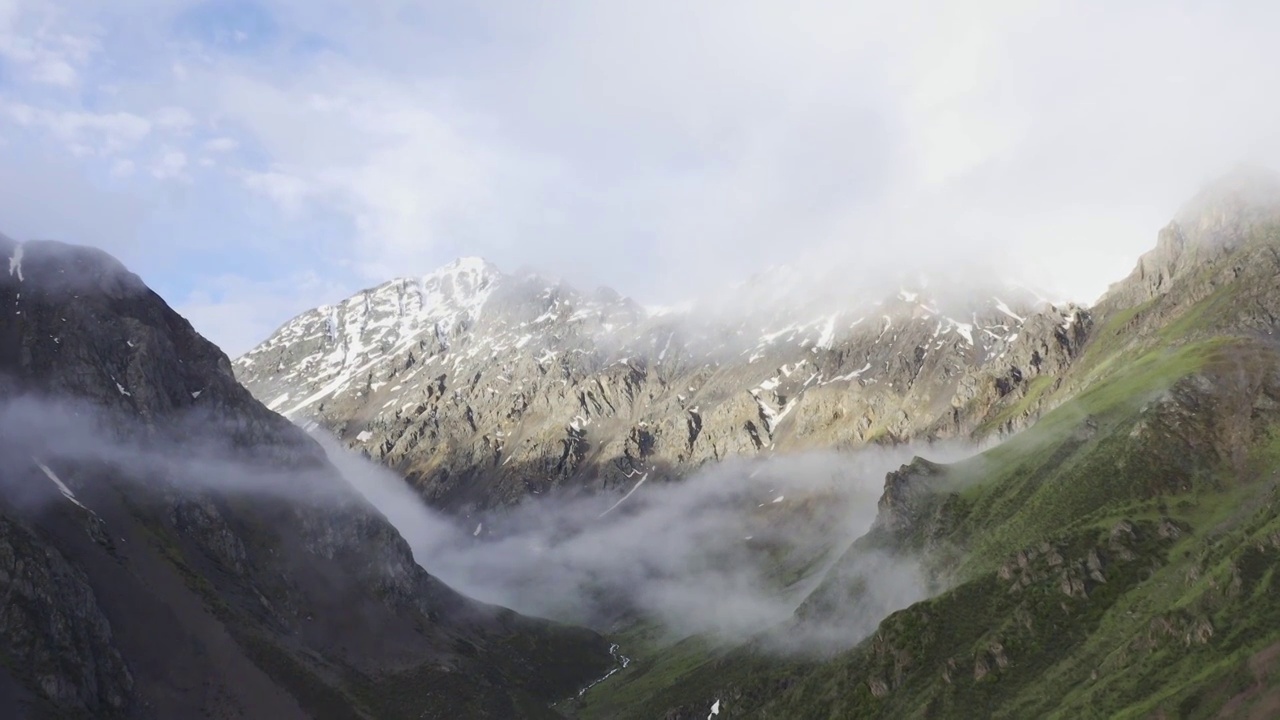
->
(575, 207, 1280, 718)
(750, 336, 1280, 719)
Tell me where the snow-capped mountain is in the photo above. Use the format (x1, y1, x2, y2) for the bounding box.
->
(235, 260, 1090, 513)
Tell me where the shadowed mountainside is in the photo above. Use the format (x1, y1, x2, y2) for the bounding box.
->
(0, 237, 613, 719)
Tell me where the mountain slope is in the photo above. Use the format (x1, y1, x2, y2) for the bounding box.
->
(235, 259, 1089, 514)
(0, 237, 613, 718)
(570, 171, 1280, 719)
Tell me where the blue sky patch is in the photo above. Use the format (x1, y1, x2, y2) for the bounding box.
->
(174, 0, 281, 53)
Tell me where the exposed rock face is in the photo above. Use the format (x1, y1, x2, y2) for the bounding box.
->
(1096, 167, 1280, 335)
(0, 513, 133, 716)
(236, 258, 1092, 513)
(0, 238, 612, 718)
(872, 457, 950, 540)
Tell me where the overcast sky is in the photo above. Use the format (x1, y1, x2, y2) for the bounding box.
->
(2, 0, 1278, 355)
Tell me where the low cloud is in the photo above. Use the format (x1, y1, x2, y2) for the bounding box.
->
(329, 432, 980, 654)
(0, 395, 354, 511)
(0, 390, 979, 656)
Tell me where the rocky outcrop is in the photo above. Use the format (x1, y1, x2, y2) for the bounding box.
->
(872, 457, 951, 541)
(1096, 167, 1280, 337)
(0, 514, 133, 716)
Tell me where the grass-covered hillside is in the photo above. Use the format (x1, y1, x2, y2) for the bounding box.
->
(572, 173, 1280, 719)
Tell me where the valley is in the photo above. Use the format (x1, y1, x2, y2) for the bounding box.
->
(4, 172, 1280, 718)
(232, 170, 1280, 717)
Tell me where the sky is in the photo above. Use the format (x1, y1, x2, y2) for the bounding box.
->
(1, 0, 1279, 356)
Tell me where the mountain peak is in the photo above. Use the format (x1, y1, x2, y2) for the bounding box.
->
(405, 256, 503, 297)
(1099, 166, 1280, 309)
(1169, 166, 1280, 253)
(436, 255, 500, 276)
(1174, 165, 1280, 229)
(0, 237, 266, 426)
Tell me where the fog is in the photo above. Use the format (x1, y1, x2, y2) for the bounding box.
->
(0, 392, 978, 655)
(0, 395, 377, 529)
(325, 431, 981, 652)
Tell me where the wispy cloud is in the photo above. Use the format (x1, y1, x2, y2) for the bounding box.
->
(204, 136, 238, 153)
(5, 103, 152, 156)
(0, 0, 97, 88)
(150, 148, 188, 180)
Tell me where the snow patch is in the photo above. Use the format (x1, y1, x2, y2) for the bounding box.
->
(598, 473, 648, 518)
(751, 392, 798, 434)
(815, 314, 837, 350)
(645, 302, 693, 317)
(8, 244, 23, 281)
(993, 297, 1026, 323)
(356, 430, 374, 442)
(33, 458, 89, 511)
(577, 643, 632, 697)
(823, 362, 872, 384)
(658, 332, 674, 361)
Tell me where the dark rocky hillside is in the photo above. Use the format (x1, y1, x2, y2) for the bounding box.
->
(0, 237, 613, 719)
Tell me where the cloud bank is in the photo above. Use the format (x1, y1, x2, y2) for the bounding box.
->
(328, 431, 979, 652)
(3, 1, 1280, 354)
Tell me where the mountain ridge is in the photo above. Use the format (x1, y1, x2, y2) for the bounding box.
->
(235, 247, 1090, 514)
